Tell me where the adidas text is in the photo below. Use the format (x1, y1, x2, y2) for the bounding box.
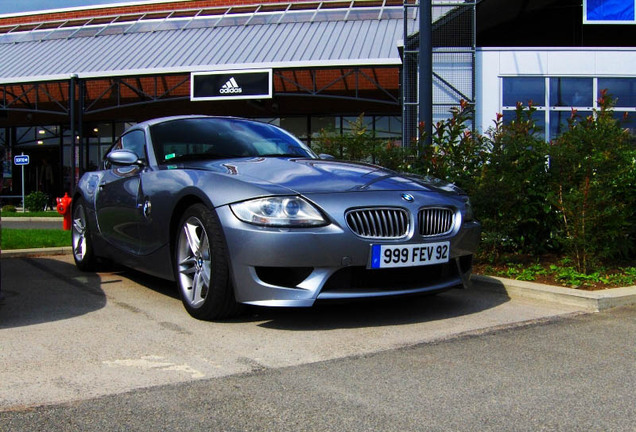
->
(219, 77, 243, 94)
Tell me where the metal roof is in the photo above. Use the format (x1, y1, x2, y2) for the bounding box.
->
(0, 4, 411, 84)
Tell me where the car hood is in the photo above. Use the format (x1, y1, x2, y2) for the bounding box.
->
(183, 157, 464, 196)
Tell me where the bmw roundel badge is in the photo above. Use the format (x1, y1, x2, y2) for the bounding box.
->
(401, 193, 414, 203)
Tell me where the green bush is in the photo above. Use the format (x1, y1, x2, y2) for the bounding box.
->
(416, 100, 488, 196)
(548, 90, 636, 273)
(415, 101, 555, 258)
(24, 191, 49, 212)
(2, 204, 17, 213)
(475, 102, 555, 258)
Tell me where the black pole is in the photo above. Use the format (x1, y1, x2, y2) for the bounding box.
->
(78, 78, 84, 177)
(419, 0, 432, 145)
(69, 75, 76, 193)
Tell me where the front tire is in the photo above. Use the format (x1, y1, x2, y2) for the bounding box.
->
(175, 204, 242, 320)
(72, 197, 98, 271)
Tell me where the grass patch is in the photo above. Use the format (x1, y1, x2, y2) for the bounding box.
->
(1, 228, 71, 250)
(1, 210, 61, 218)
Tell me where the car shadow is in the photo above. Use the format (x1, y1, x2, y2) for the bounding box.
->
(102, 265, 512, 330)
(0, 257, 106, 329)
(116, 265, 180, 300)
(10, 257, 511, 331)
(246, 283, 511, 331)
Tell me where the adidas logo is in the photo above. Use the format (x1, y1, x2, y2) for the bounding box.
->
(219, 77, 243, 94)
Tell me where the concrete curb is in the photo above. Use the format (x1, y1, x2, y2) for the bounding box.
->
(473, 274, 636, 312)
(1, 246, 72, 258)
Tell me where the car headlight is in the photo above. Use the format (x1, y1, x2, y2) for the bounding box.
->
(230, 196, 328, 227)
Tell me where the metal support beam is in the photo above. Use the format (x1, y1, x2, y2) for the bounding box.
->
(69, 75, 77, 193)
(78, 79, 85, 177)
(419, 0, 432, 146)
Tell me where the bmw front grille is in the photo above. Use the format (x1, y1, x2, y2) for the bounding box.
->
(346, 208, 409, 239)
(419, 207, 455, 237)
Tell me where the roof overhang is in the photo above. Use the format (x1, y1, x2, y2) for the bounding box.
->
(0, 7, 405, 85)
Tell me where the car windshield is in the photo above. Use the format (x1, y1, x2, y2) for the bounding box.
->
(149, 118, 317, 164)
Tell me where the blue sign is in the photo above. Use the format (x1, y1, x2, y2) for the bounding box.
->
(14, 155, 30, 165)
(584, 0, 636, 24)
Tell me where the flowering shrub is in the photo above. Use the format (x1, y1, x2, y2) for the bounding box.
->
(548, 90, 636, 272)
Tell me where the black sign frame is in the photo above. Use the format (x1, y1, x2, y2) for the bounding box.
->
(191, 69, 273, 101)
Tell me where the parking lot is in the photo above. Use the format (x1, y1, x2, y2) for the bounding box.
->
(0, 253, 591, 412)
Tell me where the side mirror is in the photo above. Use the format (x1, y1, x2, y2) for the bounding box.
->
(319, 153, 336, 160)
(106, 149, 143, 166)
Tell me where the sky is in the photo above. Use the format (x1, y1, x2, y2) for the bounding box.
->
(0, 0, 149, 15)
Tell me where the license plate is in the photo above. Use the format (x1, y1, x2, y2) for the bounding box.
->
(369, 241, 450, 269)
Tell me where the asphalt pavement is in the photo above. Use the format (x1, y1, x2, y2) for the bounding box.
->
(1, 286, 634, 431)
(2, 254, 634, 430)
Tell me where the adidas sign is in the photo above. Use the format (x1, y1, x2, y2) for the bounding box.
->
(219, 77, 243, 94)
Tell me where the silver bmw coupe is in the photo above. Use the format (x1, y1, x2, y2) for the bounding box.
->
(72, 116, 481, 320)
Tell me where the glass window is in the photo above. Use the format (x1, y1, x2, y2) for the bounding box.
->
(374, 116, 402, 138)
(87, 123, 114, 171)
(280, 117, 308, 140)
(598, 78, 636, 107)
(614, 111, 636, 135)
(121, 130, 146, 162)
(549, 110, 593, 139)
(502, 110, 545, 134)
(343, 116, 373, 133)
(149, 118, 314, 164)
(550, 78, 593, 107)
(15, 126, 60, 147)
(311, 117, 339, 137)
(502, 77, 545, 107)
(16, 127, 36, 145)
(254, 118, 280, 126)
(114, 122, 134, 139)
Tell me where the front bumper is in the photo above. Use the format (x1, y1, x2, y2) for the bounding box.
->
(217, 204, 481, 307)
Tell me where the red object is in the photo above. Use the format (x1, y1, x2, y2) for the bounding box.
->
(56, 193, 73, 231)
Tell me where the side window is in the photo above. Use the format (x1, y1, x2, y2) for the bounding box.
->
(121, 130, 147, 162)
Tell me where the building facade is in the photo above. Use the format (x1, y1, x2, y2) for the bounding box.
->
(1, 0, 635, 205)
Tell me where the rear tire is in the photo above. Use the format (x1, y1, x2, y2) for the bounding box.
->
(174, 204, 243, 320)
(72, 197, 98, 271)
